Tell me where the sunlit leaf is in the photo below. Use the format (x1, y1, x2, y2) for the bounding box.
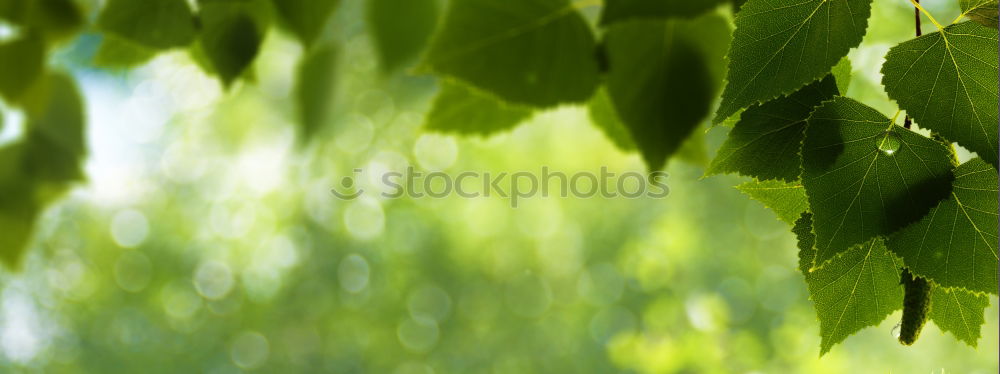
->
(800, 234, 904, 355)
(424, 82, 534, 136)
(737, 180, 808, 225)
(422, 0, 599, 107)
(882, 21, 999, 166)
(587, 87, 636, 152)
(802, 97, 954, 268)
(887, 158, 998, 294)
(715, 0, 873, 123)
(93, 35, 158, 69)
(832, 57, 852, 94)
(674, 128, 710, 167)
(929, 286, 989, 347)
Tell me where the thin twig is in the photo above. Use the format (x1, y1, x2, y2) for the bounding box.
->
(903, 0, 921, 130)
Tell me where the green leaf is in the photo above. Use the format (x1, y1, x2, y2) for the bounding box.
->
(424, 82, 534, 136)
(97, 0, 198, 50)
(24, 0, 84, 42)
(0, 0, 21, 22)
(20, 71, 86, 183)
(802, 97, 954, 267)
(794, 212, 816, 276)
(736, 180, 809, 225)
(367, 0, 439, 72)
(603, 14, 730, 170)
(804, 237, 904, 355)
(960, 0, 998, 28)
(716, 108, 744, 128)
(599, 0, 727, 25)
(23, 72, 85, 156)
(832, 57, 852, 94)
(882, 21, 999, 166)
(187, 40, 217, 75)
(708, 75, 838, 181)
(887, 158, 998, 294)
(294, 43, 338, 139)
(929, 286, 989, 347)
(271, 0, 339, 47)
(0, 144, 37, 267)
(589, 87, 709, 166)
(0, 178, 39, 267)
(93, 35, 158, 69)
(715, 0, 873, 123)
(199, 1, 266, 86)
(422, 0, 599, 107)
(674, 128, 710, 167)
(587, 87, 636, 152)
(0, 142, 75, 267)
(0, 34, 46, 104)
(0, 0, 83, 40)
(0, 73, 86, 267)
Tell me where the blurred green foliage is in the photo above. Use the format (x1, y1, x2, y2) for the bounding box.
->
(0, 0, 994, 373)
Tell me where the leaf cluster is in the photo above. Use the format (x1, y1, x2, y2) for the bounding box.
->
(0, 0, 995, 355)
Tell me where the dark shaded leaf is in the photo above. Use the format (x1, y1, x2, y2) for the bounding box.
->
(603, 14, 730, 170)
(199, 1, 265, 86)
(887, 158, 998, 294)
(295, 43, 338, 139)
(367, 0, 438, 72)
(708, 75, 838, 181)
(0, 34, 46, 104)
(960, 0, 998, 28)
(272, 0, 339, 47)
(803, 97, 954, 267)
(97, 0, 198, 50)
(422, 0, 599, 107)
(599, 0, 727, 25)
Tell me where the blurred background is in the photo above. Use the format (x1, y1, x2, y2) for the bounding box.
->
(0, 0, 995, 373)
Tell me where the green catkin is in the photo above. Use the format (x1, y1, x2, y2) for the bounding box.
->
(898, 268, 932, 345)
